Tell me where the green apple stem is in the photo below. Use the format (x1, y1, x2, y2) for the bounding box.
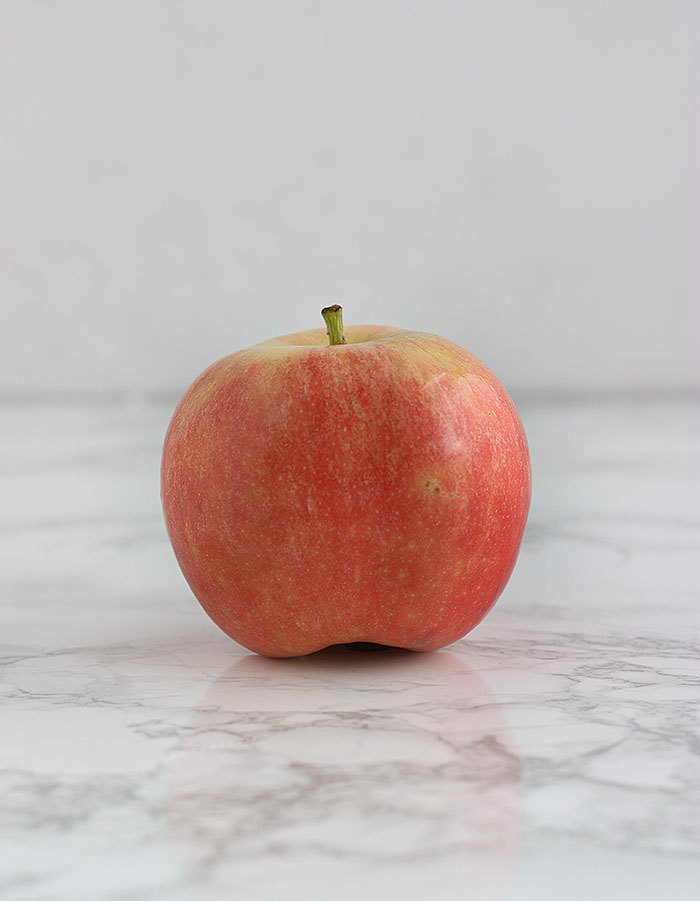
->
(321, 305, 346, 346)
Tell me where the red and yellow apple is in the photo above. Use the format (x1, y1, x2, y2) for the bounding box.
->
(161, 307, 530, 657)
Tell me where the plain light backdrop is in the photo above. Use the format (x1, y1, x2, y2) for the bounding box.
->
(1, 1, 697, 395)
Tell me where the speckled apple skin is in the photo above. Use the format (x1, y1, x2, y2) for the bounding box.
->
(161, 325, 531, 657)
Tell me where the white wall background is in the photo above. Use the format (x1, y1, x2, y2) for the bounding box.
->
(1, 1, 697, 395)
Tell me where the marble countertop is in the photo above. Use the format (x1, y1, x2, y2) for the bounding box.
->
(1, 395, 698, 900)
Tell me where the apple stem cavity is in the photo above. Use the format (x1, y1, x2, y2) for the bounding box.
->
(321, 305, 347, 346)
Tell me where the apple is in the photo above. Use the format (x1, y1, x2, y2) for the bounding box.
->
(161, 306, 531, 657)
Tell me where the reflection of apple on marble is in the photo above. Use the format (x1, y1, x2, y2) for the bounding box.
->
(162, 306, 531, 657)
(166, 649, 524, 899)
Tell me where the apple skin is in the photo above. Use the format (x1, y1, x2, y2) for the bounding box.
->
(161, 324, 531, 657)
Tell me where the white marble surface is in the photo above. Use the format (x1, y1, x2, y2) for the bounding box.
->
(1, 395, 698, 900)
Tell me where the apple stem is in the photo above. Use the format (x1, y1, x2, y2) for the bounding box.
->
(321, 305, 346, 346)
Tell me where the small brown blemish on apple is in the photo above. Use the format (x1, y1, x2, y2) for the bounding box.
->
(424, 478, 441, 494)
